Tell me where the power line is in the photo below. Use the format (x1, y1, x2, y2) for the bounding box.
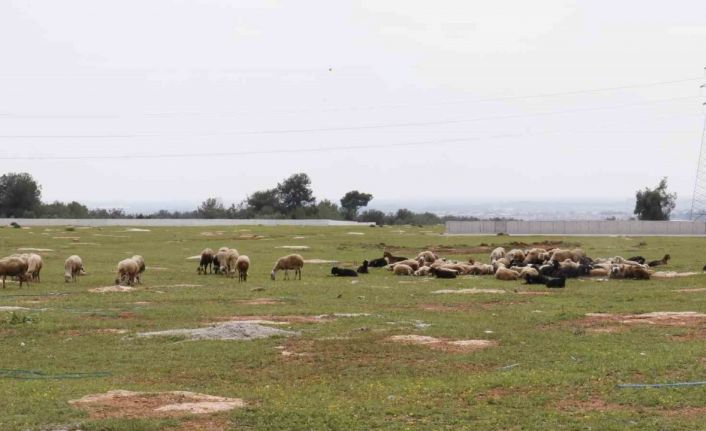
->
(0, 96, 698, 139)
(0, 76, 701, 120)
(0, 128, 700, 161)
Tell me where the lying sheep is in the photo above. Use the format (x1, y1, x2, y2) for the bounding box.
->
(416, 251, 437, 265)
(393, 264, 413, 276)
(368, 257, 388, 268)
(356, 260, 369, 274)
(331, 267, 357, 277)
(0, 256, 29, 288)
(468, 264, 494, 275)
(198, 248, 214, 274)
(588, 268, 609, 277)
(389, 259, 420, 271)
(520, 266, 539, 278)
(115, 258, 139, 286)
(64, 255, 84, 283)
(506, 249, 526, 263)
(523, 248, 546, 265)
(271, 254, 304, 280)
(236, 255, 250, 282)
(131, 255, 145, 284)
(610, 264, 651, 280)
(648, 254, 671, 267)
(384, 251, 408, 264)
(430, 267, 457, 279)
(414, 266, 431, 276)
(495, 266, 520, 281)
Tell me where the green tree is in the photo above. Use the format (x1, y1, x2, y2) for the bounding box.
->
(246, 189, 282, 215)
(340, 190, 373, 220)
(0, 172, 42, 217)
(315, 199, 343, 220)
(277, 173, 316, 212)
(358, 209, 385, 225)
(197, 197, 227, 219)
(634, 177, 677, 221)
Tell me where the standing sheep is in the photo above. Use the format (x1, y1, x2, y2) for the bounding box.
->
(131, 255, 145, 284)
(0, 256, 29, 288)
(24, 253, 43, 282)
(198, 248, 214, 274)
(64, 255, 84, 283)
(236, 255, 250, 282)
(115, 258, 139, 286)
(270, 254, 304, 280)
(222, 249, 239, 277)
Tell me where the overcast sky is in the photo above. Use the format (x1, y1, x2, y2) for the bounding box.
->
(1, 0, 705, 209)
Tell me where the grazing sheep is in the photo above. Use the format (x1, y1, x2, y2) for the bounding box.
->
(393, 264, 413, 276)
(198, 248, 214, 274)
(0, 256, 29, 288)
(115, 258, 139, 286)
(236, 255, 250, 282)
(22, 253, 43, 282)
(414, 266, 431, 276)
(648, 254, 671, 267)
(490, 247, 506, 263)
(64, 255, 84, 283)
(214, 247, 230, 274)
(430, 267, 458, 279)
(495, 266, 520, 281)
(368, 257, 388, 267)
(221, 249, 239, 277)
(131, 255, 145, 284)
(383, 251, 408, 264)
(270, 254, 304, 280)
(356, 260, 369, 274)
(331, 267, 357, 277)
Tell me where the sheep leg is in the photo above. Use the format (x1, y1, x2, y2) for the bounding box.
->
(1, 275, 4, 289)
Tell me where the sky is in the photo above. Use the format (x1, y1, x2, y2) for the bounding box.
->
(1, 0, 705, 210)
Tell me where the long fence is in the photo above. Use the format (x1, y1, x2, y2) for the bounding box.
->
(0, 218, 373, 227)
(445, 220, 706, 236)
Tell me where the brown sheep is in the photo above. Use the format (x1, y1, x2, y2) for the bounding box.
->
(198, 248, 214, 274)
(0, 256, 29, 288)
(610, 264, 651, 280)
(271, 254, 304, 280)
(393, 264, 413, 276)
(236, 255, 250, 282)
(416, 251, 437, 265)
(495, 266, 520, 281)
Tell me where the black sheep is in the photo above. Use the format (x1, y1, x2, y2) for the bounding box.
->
(648, 254, 671, 267)
(522, 273, 565, 288)
(356, 260, 369, 274)
(627, 256, 646, 264)
(430, 267, 457, 279)
(331, 267, 358, 277)
(368, 257, 388, 268)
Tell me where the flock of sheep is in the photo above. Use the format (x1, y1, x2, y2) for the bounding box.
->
(330, 247, 672, 288)
(0, 242, 671, 289)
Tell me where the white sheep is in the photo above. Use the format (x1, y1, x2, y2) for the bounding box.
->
(64, 255, 84, 283)
(393, 264, 413, 276)
(270, 254, 304, 280)
(115, 258, 139, 286)
(131, 255, 145, 284)
(490, 247, 506, 263)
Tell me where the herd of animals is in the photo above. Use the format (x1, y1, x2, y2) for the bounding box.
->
(0, 243, 676, 289)
(331, 248, 674, 288)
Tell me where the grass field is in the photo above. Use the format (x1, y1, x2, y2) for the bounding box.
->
(1, 224, 706, 430)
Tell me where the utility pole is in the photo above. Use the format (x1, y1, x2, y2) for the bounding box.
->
(690, 68, 706, 220)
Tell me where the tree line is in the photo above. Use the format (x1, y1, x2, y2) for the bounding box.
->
(0, 172, 481, 225)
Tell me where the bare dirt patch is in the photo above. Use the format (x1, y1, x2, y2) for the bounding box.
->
(217, 315, 325, 324)
(69, 390, 245, 419)
(572, 312, 706, 334)
(137, 321, 298, 341)
(234, 298, 284, 305)
(652, 271, 701, 279)
(17, 247, 54, 252)
(150, 284, 203, 289)
(124, 228, 151, 232)
(277, 245, 310, 250)
(304, 259, 338, 264)
(89, 285, 135, 293)
(433, 288, 506, 295)
(388, 335, 497, 352)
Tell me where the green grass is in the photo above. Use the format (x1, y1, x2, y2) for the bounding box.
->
(0, 225, 706, 430)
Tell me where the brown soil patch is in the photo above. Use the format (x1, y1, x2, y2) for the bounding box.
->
(234, 298, 284, 305)
(555, 396, 629, 413)
(388, 335, 497, 353)
(61, 328, 128, 336)
(573, 312, 706, 334)
(69, 390, 245, 419)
